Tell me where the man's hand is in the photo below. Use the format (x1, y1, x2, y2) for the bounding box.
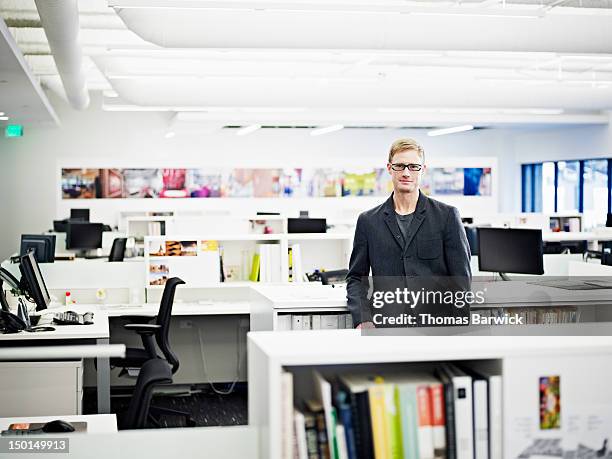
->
(356, 321, 375, 329)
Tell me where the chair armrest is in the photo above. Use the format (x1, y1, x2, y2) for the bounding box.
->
(121, 315, 155, 324)
(124, 323, 161, 335)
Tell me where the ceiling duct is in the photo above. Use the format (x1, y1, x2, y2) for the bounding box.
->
(109, 1, 612, 53)
(34, 0, 90, 110)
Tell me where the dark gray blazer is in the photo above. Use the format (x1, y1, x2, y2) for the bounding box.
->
(346, 192, 472, 326)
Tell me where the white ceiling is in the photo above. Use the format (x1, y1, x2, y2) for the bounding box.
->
(1, 0, 612, 128)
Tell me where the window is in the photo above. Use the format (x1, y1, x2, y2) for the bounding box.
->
(522, 158, 612, 229)
(556, 161, 580, 212)
(542, 162, 555, 214)
(583, 159, 608, 227)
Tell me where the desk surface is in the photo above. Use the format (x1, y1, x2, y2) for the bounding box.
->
(0, 414, 117, 434)
(0, 310, 109, 341)
(475, 279, 612, 307)
(97, 301, 251, 316)
(543, 231, 612, 242)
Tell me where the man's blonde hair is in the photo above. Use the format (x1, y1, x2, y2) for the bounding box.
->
(388, 138, 425, 163)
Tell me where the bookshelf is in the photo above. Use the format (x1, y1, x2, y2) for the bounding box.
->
(247, 326, 612, 459)
(250, 285, 350, 332)
(143, 232, 352, 290)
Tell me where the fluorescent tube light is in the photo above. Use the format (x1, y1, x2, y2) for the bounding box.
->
(164, 131, 176, 139)
(310, 124, 344, 136)
(427, 125, 474, 137)
(0, 112, 4, 116)
(0, 116, 9, 121)
(236, 124, 261, 136)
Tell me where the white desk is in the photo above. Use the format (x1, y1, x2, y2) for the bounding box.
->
(0, 310, 111, 415)
(0, 414, 117, 434)
(543, 231, 612, 243)
(248, 327, 612, 459)
(97, 301, 251, 317)
(474, 279, 612, 308)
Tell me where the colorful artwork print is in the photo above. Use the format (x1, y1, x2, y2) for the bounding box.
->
(539, 376, 561, 430)
(149, 264, 169, 286)
(61, 167, 493, 199)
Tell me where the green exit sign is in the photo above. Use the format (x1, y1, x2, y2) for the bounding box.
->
(5, 125, 23, 137)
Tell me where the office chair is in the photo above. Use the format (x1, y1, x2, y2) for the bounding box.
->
(111, 277, 194, 425)
(109, 238, 128, 262)
(120, 358, 173, 429)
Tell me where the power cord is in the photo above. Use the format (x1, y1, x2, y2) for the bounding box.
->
(196, 322, 244, 395)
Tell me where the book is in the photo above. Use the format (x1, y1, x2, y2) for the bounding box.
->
(338, 374, 375, 459)
(472, 379, 489, 459)
(291, 244, 304, 283)
(368, 381, 391, 459)
(281, 371, 294, 459)
(336, 424, 349, 459)
(463, 363, 502, 459)
(306, 400, 330, 459)
(292, 315, 304, 330)
(303, 409, 320, 459)
(434, 366, 457, 459)
(429, 382, 446, 456)
(295, 409, 309, 459)
(302, 315, 312, 330)
(321, 314, 339, 330)
(269, 244, 282, 282)
(312, 315, 322, 330)
(439, 364, 474, 459)
(288, 246, 294, 282)
(334, 390, 358, 459)
(314, 371, 338, 459)
(277, 314, 292, 331)
(249, 253, 260, 282)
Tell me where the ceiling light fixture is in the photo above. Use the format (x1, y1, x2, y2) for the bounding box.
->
(0, 112, 4, 116)
(427, 125, 474, 137)
(164, 131, 176, 139)
(310, 124, 344, 136)
(236, 124, 261, 136)
(0, 116, 9, 121)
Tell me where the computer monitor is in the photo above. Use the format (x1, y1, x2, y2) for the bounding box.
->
(607, 213, 612, 228)
(53, 220, 69, 232)
(19, 251, 51, 311)
(20, 234, 56, 263)
(0, 267, 20, 291)
(287, 218, 327, 233)
(66, 222, 103, 254)
(477, 227, 544, 277)
(70, 208, 90, 222)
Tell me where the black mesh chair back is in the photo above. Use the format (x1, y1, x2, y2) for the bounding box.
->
(109, 238, 128, 262)
(155, 277, 185, 373)
(121, 359, 173, 429)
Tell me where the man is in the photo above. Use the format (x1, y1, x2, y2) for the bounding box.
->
(346, 138, 472, 329)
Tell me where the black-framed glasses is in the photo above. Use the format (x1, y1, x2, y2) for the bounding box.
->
(390, 163, 423, 172)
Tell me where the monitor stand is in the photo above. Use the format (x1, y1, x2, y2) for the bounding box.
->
(498, 272, 512, 281)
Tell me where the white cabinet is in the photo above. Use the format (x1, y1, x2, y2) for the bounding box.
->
(0, 361, 83, 417)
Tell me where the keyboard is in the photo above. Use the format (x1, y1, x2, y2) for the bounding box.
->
(53, 311, 94, 325)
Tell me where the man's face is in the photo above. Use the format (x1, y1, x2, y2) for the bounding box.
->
(386, 149, 426, 194)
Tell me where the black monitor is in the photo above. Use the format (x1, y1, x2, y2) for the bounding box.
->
(607, 213, 612, 228)
(477, 227, 544, 277)
(66, 222, 103, 253)
(20, 234, 56, 263)
(70, 208, 90, 222)
(53, 220, 69, 232)
(0, 267, 20, 291)
(287, 218, 327, 233)
(19, 251, 51, 311)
